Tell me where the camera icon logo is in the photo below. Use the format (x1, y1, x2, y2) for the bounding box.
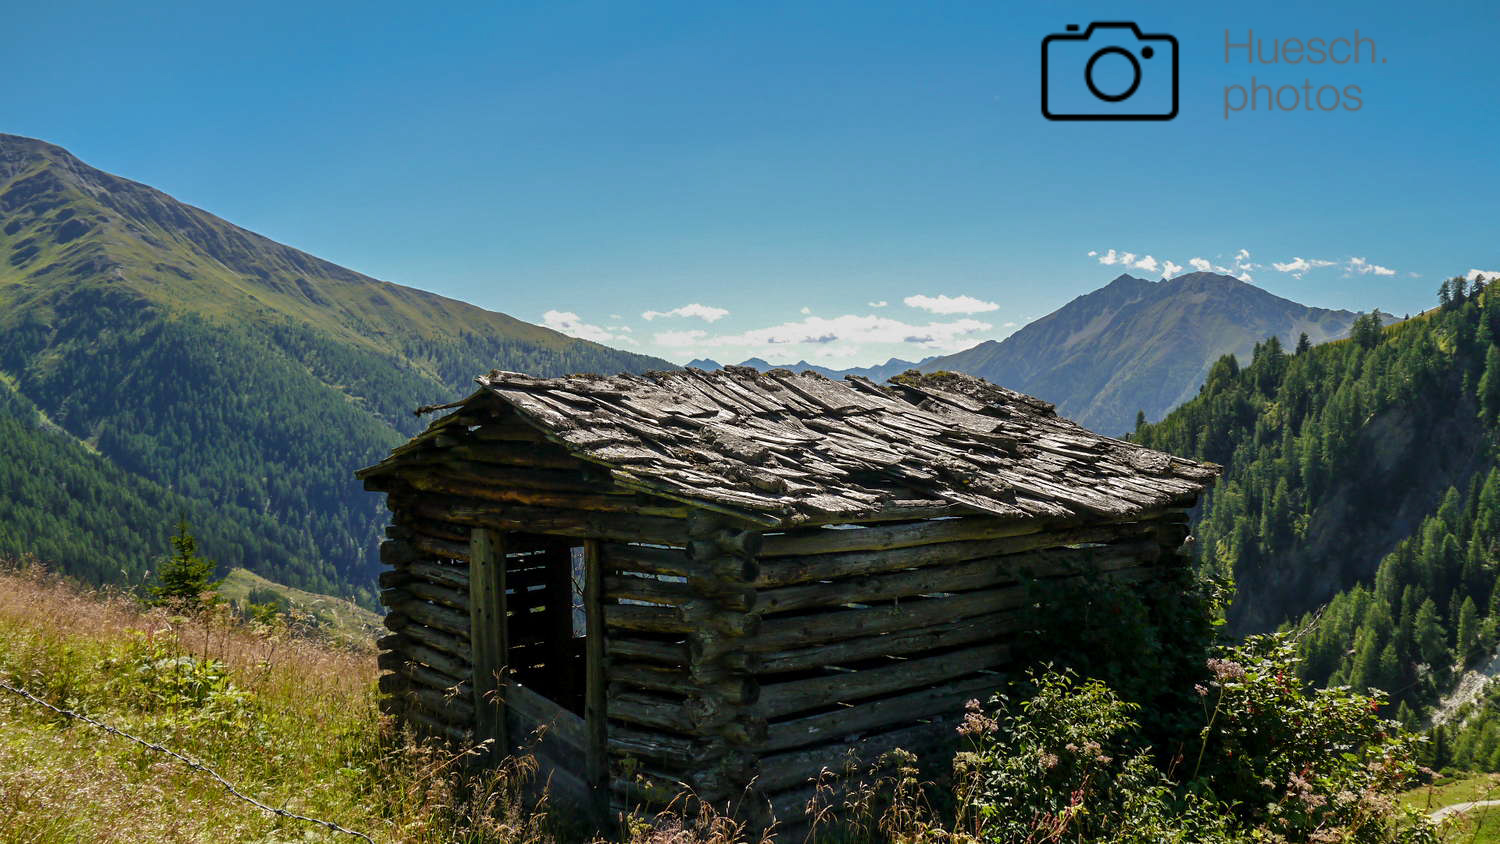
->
(1042, 22, 1178, 121)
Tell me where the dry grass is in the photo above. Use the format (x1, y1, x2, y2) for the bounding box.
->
(0, 557, 560, 844)
(0, 558, 951, 844)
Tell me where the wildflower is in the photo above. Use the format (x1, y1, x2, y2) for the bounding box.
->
(1206, 657, 1246, 682)
(957, 699, 998, 737)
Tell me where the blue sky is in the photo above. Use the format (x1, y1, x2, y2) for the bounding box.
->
(6, 0, 1499, 366)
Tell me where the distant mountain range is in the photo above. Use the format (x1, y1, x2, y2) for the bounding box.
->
(0, 134, 671, 601)
(696, 272, 1380, 435)
(684, 356, 930, 384)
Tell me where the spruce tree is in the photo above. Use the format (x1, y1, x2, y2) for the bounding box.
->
(150, 519, 220, 609)
(1480, 346, 1500, 426)
(1457, 596, 1481, 667)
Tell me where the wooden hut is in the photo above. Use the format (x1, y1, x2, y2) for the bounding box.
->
(357, 366, 1217, 825)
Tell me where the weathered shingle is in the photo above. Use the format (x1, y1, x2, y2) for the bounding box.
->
(409, 366, 1218, 527)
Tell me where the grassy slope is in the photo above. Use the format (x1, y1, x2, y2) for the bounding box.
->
(0, 135, 614, 361)
(0, 133, 675, 601)
(218, 566, 383, 648)
(0, 561, 569, 844)
(1403, 773, 1500, 842)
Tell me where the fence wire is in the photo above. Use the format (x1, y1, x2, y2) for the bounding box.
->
(0, 676, 376, 843)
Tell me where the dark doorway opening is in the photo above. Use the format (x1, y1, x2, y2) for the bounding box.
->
(503, 533, 587, 715)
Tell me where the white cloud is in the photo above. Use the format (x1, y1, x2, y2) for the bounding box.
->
(654, 314, 994, 357)
(1271, 256, 1337, 279)
(1189, 257, 1212, 272)
(800, 306, 812, 315)
(609, 314, 623, 320)
(542, 310, 632, 345)
(903, 293, 1001, 314)
(1235, 248, 1251, 262)
(1348, 257, 1396, 276)
(641, 303, 730, 322)
(1272, 257, 1336, 273)
(1163, 260, 1184, 278)
(1467, 268, 1500, 282)
(1092, 248, 1182, 278)
(653, 329, 709, 347)
(868, 300, 889, 308)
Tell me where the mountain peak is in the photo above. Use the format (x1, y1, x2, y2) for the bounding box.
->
(917, 271, 1373, 434)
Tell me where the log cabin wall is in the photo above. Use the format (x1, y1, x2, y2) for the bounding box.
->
(737, 509, 1193, 822)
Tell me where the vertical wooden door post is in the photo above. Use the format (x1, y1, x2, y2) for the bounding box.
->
(584, 539, 608, 823)
(469, 527, 508, 756)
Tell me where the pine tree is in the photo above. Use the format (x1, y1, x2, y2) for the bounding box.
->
(150, 519, 220, 610)
(1480, 346, 1500, 426)
(1376, 641, 1402, 692)
(1351, 313, 1383, 350)
(1457, 596, 1481, 667)
(1295, 332, 1312, 355)
(1348, 626, 1382, 691)
(1415, 598, 1446, 665)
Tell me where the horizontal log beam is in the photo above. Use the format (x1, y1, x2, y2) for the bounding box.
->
(755, 522, 1156, 587)
(762, 673, 1003, 753)
(759, 517, 1045, 558)
(758, 643, 1009, 720)
(755, 538, 1158, 615)
(392, 599, 472, 638)
(750, 587, 1027, 652)
(606, 636, 690, 666)
(404, 708, 470, 743)
(406, 495, 692, 545)
(607, 690, 694, 734)
(608, 725, 701, 766)
(402, 472, 691, 518)
(759, 610, 1022, 674)
(391, 622, 471, 660)
(446, 441, 585, 470)
(379, 637, 472, 681)
(756, 719, 957, 793)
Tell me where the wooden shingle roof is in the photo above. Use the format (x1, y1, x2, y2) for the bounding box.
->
(408, 366, 1218, 528)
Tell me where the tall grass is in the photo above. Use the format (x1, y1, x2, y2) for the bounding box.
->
(0, 558, 956, 844)
(0, 557, 557, 843)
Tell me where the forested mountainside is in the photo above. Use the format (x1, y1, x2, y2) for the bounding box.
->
(927, 272, 1370, 436)
(0, 134, 673, 603)
(1132, 276, 1500, 723)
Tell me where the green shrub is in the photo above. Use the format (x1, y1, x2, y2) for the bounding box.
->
(957, 634, 1440, 843)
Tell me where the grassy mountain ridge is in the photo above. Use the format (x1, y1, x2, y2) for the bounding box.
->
(0, 134, 674, 601)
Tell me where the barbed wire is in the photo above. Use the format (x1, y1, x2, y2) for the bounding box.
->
(0, 676, 377, 844)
